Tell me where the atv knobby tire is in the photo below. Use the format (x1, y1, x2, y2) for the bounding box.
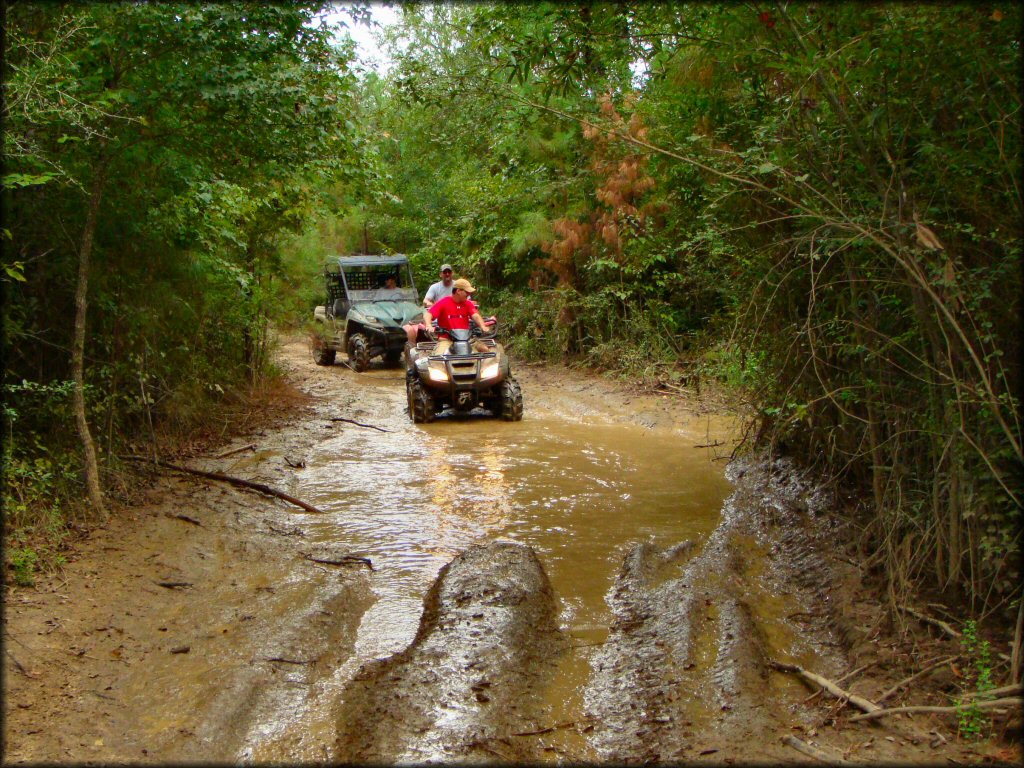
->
(499, 376, 524, 421)
(407, 376, 436, 424)
(310, 332, 336, 366)
(348, 332, 370, 372)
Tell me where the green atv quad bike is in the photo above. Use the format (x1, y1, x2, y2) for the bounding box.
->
(310, 255, 422, 371)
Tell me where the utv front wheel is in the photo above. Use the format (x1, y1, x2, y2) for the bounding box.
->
(499, 376, 524, 421)
(347, 332, 370, 372)
(407, 376, 436, 424)
(310, 332, 336, 366)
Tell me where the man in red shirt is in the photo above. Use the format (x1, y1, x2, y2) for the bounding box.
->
(424, 278, 491, 355)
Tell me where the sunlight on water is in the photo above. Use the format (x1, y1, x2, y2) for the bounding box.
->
(300, 413, 733, 684)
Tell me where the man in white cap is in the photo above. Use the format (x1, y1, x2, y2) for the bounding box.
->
(422, 264, 455, 308)
(424, 278, 491, 355)
(404, 264, 456, 344)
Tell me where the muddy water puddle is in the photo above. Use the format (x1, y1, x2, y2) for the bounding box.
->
(236, 372, 738, 758)
(305, 417, 729, 646)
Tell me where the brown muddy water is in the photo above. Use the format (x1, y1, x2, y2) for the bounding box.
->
(234, 366, 736, 760)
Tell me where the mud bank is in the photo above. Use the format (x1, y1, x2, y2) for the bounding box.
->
(580, 456, 849, 764)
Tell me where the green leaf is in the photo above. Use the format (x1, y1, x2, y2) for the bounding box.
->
(3, 173, 58, 189)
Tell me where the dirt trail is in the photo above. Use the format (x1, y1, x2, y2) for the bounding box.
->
(2, 335, 1006, 765)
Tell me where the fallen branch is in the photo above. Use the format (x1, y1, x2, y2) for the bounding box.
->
(266, 657, 314, 665)
(5, 648, 37, 678)
(694, 440, 725, 448)
(156, 581, 192, 589)
(781, 735, 851, 765)
(805, 662, 873, 703)
(170, 514, 201, 526)
(849, 697, 1023, 723)
(770, 660, 880, 714)
(958, 684, 1023, 700)
(121, 455, 324, 514)
(512, 721, 577, 737)
(215, 443, 257, 459)
(301, 553, 374, 570)
(329, 417, 390, 433)
(898, 605, 960, 639)
(878, 656, 957, 703)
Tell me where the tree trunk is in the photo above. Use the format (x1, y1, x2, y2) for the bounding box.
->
(72, 148, 109, 519)
(242, 241, 256, 380)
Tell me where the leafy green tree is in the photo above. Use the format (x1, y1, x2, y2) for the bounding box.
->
(4, 3, 359, 519)
(340, 2, 1021, 611)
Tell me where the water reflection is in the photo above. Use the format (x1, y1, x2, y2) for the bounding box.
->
(299, 415, 732, 669)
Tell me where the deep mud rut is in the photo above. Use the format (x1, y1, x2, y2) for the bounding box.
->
(3, 336, 1001, 765)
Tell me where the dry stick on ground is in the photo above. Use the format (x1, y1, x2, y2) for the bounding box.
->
(849, 697, 1024, 723)
(215, 443, 257, 459)
(805, 662, 874, 703)
(121, 455, 324, 514)
(957, 683, 1024, 700)
(877, 655, 958, 703)
(897, 605, 960, 639)
(769, 660, 880, 714)
(170, 514, 201, 526)
(5, 648, 35, 678)
(328, 417, 390, 433)
(781, 735, 851, 765)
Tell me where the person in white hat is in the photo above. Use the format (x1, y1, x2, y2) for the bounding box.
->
(404, 264, 456, 344)
(422, 264, 455, 308)
(423, 278, 491, 355)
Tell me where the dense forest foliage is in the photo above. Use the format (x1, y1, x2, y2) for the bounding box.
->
(4, 3, 1021, 619)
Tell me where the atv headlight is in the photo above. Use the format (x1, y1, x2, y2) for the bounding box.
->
(480, 360, 500, 380)
(428, 363, 449, 382)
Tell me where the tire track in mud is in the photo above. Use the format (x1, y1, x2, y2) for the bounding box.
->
(332, 541, 567, 763)
(583, 456, 847, 763)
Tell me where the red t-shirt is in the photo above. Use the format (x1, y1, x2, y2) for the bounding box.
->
(429, 295, 477, 331)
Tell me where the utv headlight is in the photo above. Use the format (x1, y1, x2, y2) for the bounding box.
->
(428, 363, 449, 382)
(480, 360, 500, 380)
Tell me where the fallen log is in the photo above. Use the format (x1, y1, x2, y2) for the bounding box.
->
(769, 660, 880, 714)
(781, 735, 851, 764)
(121, 455, 324, 514)
(849, 697, 1023, 723)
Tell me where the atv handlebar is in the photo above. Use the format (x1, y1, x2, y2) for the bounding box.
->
(428, 316, 498, 340)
